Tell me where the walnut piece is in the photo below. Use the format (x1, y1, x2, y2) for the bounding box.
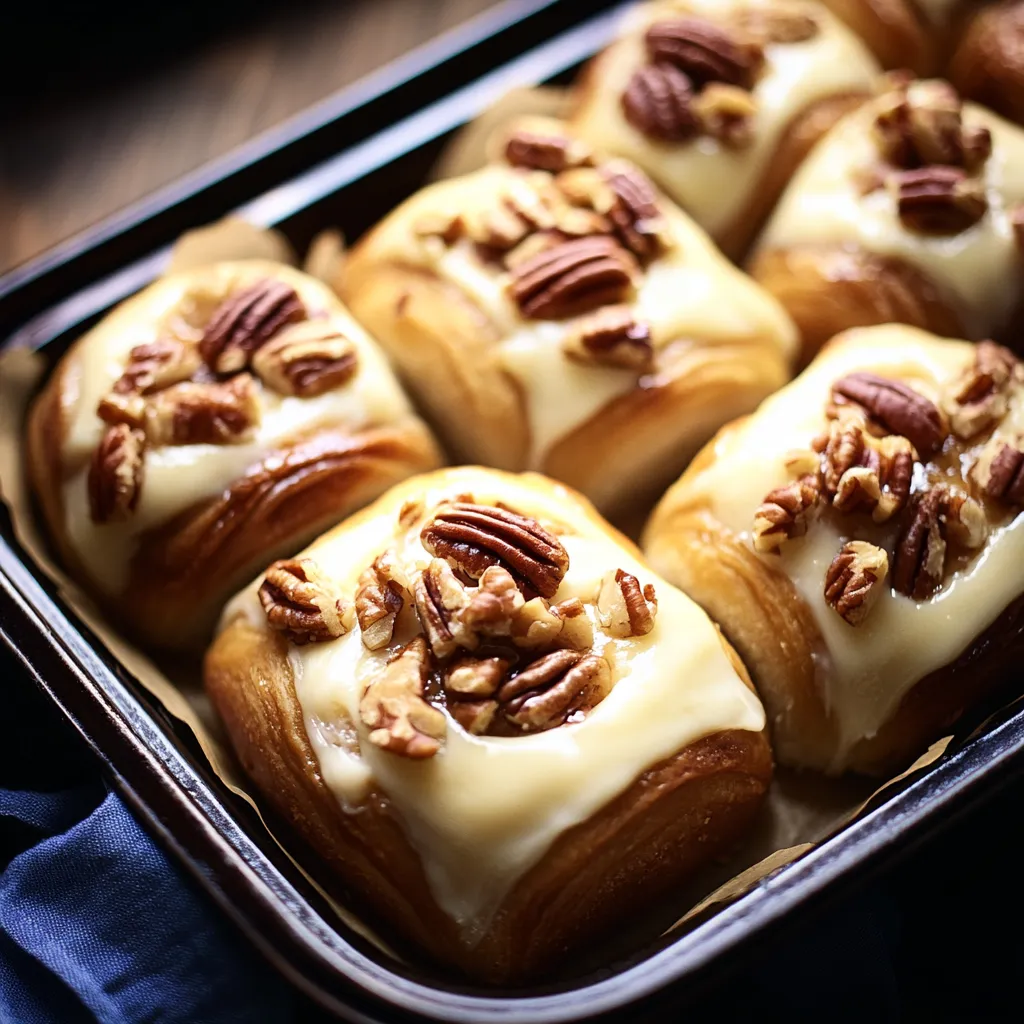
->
(504, 128, 592, 173)
(562, 305, 654, 370)
(420, 501, 570, 598)
(508, 235, 638, 320)
(831, 372, 946, 456)
(944, 341, 1020, 440)
(87, 424, 146, 524)
(251, 320, 358, 397)
(621, 63, 700, 142)
(596, 569, 658, 637)
(354, 551, 407, 650)
(692, 84, 758, 149)
(113, 339, 202, 395)
(259, 557, 354, 644)
(645, 17, 764, 90)
(143, 374, 261, 446)
(752, 475, 821, 552)
(497, 649, 611, 732)
(894, 166, 987, 236)
(359, 637, 446, 759)
(824, 540, 889, 626)
(200, 279, 305, 374)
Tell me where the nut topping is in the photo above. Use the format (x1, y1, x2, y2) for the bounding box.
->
(251, 320, 358, 397)
(200, 280, 305, 374)
(894, 166, 987, 236)
(601, 164, 667, 261)
(445, 653, 512, 699)
(421, 502, 570, 598)
(259, 558, 354, 644)
(944, 341, 1020, 440)
(622, 63, 700, 142)
(752, 475, 821, 552)
(113, 339, 202, 395)
(359, 637, 446, 759)
(563, 305, 654, 370)
(824, 541, 889, 626)
(355, 551, 407, 651)
(510, 596, 594, 651)
(87, 424, 145, 524)
(972, 436, 1024, 505)
(832, 372, 947, 456)
(143, 374, 261, 446)
(413, 558, 478, 658)
(504, 128, 592, 173)
(596, 569, 658, 637)
(497, 649, 611, 732)
(509, 235, 638, 320)
(645, 18, 764, 90)
(692, 84, 758, 149)
(893, 488, 947, 599)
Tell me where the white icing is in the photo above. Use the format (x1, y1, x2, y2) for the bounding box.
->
(684, 325, 1024, 767)
(59, 261, 413, 594)
(222, 468, 765, 934)
(571, 0, 880, 237)
(757, 93, 1024, 338)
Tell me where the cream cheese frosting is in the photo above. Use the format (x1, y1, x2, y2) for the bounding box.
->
(681, 325, 1024, 768)
(223, 467, 766, 936)
(60, 261, 413, 593)
(571, 0, 880, 238)
(756, 93, 1024, 338)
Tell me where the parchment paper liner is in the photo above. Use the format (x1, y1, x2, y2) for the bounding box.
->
(0, 215, 957, 981)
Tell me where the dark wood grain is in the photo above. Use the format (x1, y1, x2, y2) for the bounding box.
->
(0, 0, 497, 274)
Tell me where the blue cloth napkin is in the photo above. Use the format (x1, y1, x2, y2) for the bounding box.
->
(0, 782, 290, 1024)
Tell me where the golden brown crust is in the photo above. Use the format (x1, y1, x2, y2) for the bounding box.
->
(950, 1, 1024, 127)
(748, 245, 967, 368)
(819, 0, 938, 72)
(205, 610, 771, 982)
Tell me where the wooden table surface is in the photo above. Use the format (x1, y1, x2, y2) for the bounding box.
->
(0, 0, 497, 275)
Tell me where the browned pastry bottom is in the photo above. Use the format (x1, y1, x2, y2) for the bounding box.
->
(206, 613, 772, 983)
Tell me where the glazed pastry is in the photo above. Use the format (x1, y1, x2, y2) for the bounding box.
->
(568, 0, 879, 257)
(341, 118, 797, 519)
(644, 324, 1024, 775)
(27, 260, 442, 650)
(950, 1, 1024, 127)
(205, 466, 771, 981)
(750, 79, 1024, 367)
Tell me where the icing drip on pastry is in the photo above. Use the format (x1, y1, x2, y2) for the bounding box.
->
(688, 325, 1024, 767)
(571, 0, 879, 236)
(757, 87, 1024, 338)
(227, 468, 765, 934)
(60, 261, 412, 593)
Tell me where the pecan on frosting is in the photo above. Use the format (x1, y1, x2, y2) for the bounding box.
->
(752, 474, 821, 552)
(251, 320, 358, 397)
(972, 436, 1024, 505)
(622, 62, 700, 142)
(944, 341, 1021, 440)
(596, 569, 658, 638)
(355, 551, 408, 651)
(831, 373, 947, 456)
(142, 374, 261, 447)
(259, 557, 354, 645)
(562, 305, 654, 370)
(824, 540, 888, 626)
(87, 424, 146, 524)
(504, 127, 593, 174)
(893, 166, 987, 236)
(645, 17, 764, 90)
(113, 338, 202, 395)
(496, 649, 611, 733)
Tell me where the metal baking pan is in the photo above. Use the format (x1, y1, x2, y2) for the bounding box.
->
(4, 0, 1024, 1018)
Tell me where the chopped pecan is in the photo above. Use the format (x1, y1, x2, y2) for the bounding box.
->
(893, 488, 948, 599)
(510, 596, 594, 651)
(601, 164, 666, 262)
(692, 84, 758, 149)
(398, 499, 425, 530)
(596, 569, 658, 637)
(972, 435, 1024, 505)
(200, 280, 305, 374)
(474, 180, 559, 253)
(87, 424, 145, 524)
(562, 305, 654, 370)
(97, 392, 147, 429)
(359, 637, 446, 759)
(621, 63, 700, 142)
(259, 557, 354, 644)
(445, 653, 512, 698)
(421, 502, 570, 598)
(497, 649, 611, 732)
(873, 434, 916, 522)
(752, 474, 821, 552)
(894, 166, 987, 236)
(113, 339, 202, 395)
(251, 320, 358, 397)
(944, 341, 1020, 440)
(828, 431, 915, 523)
(504, 128, 592, 173)
(645, 18, 764, 90)
(832, 372, 946, 456)
(457, 565, 526, 635)
(413, 558, 476, 658)
(730, 5, 818, 44)
(509, 235, 638, 320)
(945, 491, 988, 549)
(449, 699, 499, 735)
(143, 374, 260, 446)
(824, 541, 889, 626)
(355, 551, 408, 650)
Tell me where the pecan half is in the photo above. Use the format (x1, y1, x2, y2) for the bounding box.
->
(113, 339, 202, 395)
(601, 164, 666, 261)
(421, 502, 570, 598)
(832, 372, 946, 456)
(622, 63, 700, 142)
(972, 436, 1024, 505)
(259, 557, 354, 644)
(893, 489, 947, 599)
(945, 491, 988, 549)
(504, 128, 592, 173)
(200, 280, 305, 373)
(730, 6, 818, 44)
(824, 540, 889, 626)
(143, 374, 260, 446)
(509, 236, 638, 319)
(692, 84, 757, 148)
(894, 166, 987, 236)
(355, 551, 407, 650)
(596, 569, 658, 637)
(944, 341, 1020, 440)
(497, 649, 611, 732)
(562, 305, 654, 370)
(251, 320, 358, 397)
(87, 424, 145, 524)
(413, 559, 476, 658)
(645, 18, 763, 90)
(752, 474, 821, 552)
(827, 430, 915, 523)
(359, 637, 446, 758)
